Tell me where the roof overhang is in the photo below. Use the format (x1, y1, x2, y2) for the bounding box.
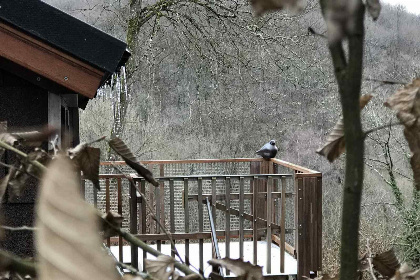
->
(0, 0, 130, 107)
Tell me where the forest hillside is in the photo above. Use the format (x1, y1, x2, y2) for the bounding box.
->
(44, 0, 420, 273)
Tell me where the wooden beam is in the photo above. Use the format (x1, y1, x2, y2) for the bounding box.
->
(187, 192, 294, 201)
(135, 231, 255, 241)
(0, 22, 104, 98)
(271, 234, 296, 259)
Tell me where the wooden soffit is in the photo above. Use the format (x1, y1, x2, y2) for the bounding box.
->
(0, 22, 105, 98)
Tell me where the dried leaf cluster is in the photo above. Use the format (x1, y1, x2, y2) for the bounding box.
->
(0, 127, 168, 279)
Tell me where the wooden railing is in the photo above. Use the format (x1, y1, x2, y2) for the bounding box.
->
(83, 158, 322, 279)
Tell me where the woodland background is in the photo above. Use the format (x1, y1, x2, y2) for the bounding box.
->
(43, 0, 420, 274)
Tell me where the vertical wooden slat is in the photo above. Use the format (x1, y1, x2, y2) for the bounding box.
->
(117, 178, 123, 263)
(211, 177, 217, 258)
(317, 177, 323, 272)
(140, 180, 147, 270)
(239, 177, 244, 260)
(159, 164, 165, 241)
(225, 177, 231, 275)
(169, 179, 175, 257)
(297, 177, 305, 280)
(253, 176, 258, 265)
(130, 181, 138, 269)
(198, 178, 204, 273)
(105, 178, 110, 247)
(280, 176, 286, 273)
(93, 184, 98, 208)
(310, 177, 316, 272)
(303, 177, 311, 279)
(273, 164, 278, 225)
(81, 178, 85, 199)
(155, 182, 161, 252)
(184, 178, 190, 265)
(266, 176, 272, 274)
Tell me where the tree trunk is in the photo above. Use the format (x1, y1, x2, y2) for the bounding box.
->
(321, 1, 366, 279)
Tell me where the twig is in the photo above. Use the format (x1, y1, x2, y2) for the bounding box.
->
(366, 239, 378, 280)
(361, 202, 395, 208)
(0, 140, 47, 173)
(0, 250, 37, 277)
(1, 225, 37, 231)
(364, 121, 402, 136)
(308, 27, 327, 38)
(87, 136, 107, 145)
(100, 214, 203, 279)
(13, 273, 24, 280)
(365, 78, 408, 85)
(0, 162, 40, 181)
(102, 244, 124, 277)
(118, 262, 159, 280)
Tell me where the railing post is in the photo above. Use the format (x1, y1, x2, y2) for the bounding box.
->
(169, 179, 175, 258)
(105, 178, 110, 247)
(211, 177, 217, 259)
(197, 177, 204, 274)
(239, 176, 244, 260)
(184, 178, 190, 265)
(266, 176, 273, 274)
(253, 176, 258, 265)
(225, 177, 231, 275)
(280, 176, 286, 273)
(140, 179, 147, 270)
(117, 178, 123, 263)
(129, 180, 138, 269)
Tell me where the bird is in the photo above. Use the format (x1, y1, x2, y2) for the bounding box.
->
(256, 140, 278, 159)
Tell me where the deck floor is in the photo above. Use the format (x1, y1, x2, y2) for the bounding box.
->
(111, 241, 297, 277)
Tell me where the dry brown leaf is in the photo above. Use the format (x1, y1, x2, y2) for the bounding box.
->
(11, 127, 57, 147)
(366, 0, 381, 20)
(250, 0, 304, 16)
(35, 156, 119, 280)
(100, 212, 124, 239)
(109, 137, 159, 187)
(0, 133, 18, 159)
(7, 149, 50, 198)
(392, 263, 420, 280)
(68, 143, 100, 190)
(208, 258, 263, 280)
(384, 78, 420, 117)
(385, 78, 420, 190)
(317, 94, 372, 162)
(358, 253, 370, 272)
(145, 255, 175, 280)
(372, 248, 400, 277)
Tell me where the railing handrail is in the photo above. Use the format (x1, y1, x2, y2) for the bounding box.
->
(130, 173, 293, 181)
(100, 158, 321, 174)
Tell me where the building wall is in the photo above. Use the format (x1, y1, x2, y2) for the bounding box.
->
(0, 69, 49, 257)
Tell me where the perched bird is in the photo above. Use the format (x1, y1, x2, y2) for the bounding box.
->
(256, 140, 278, 159)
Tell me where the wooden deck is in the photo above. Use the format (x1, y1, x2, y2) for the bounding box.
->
(85, 158, 322, 279)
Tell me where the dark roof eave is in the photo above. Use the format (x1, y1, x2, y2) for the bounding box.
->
(0, 0, 128, 75)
